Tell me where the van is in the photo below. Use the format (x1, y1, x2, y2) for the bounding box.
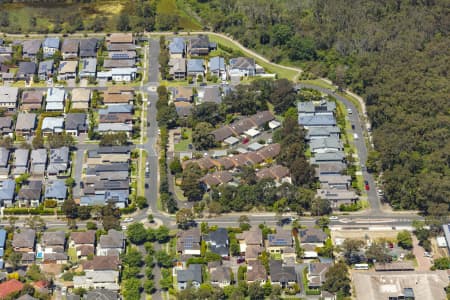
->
(353, 133, 359, 139)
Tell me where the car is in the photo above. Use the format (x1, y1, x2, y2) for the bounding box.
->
(365, 184, 370, 191)
(424, 252, 433, 258)
(199, 82, 207, 86)
(353, 133, 359, 140)
(364, 180, 369, 185)
(145, 183, 149, 189)
(124, 217, 134, 223)
(237, 257, 245, 264)
(121, 225, 127, 230)
(347, 108, 353, 114)
(329, 216, 339, 220)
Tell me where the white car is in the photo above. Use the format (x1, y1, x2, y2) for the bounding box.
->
(121, 225, 127, 230)
(124, 217, 134, 223)
(329, 216, 339, 220)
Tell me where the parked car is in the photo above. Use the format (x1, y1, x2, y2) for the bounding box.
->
(329, 216, 339, 220)
(237, 257, 245, 264)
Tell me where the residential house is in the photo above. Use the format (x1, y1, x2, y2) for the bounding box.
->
(58, 60, 78, 81)
(204, 228, 229, 258)
(174, 101, 193, 118)
(85, 163, 129, 181)
(70, 230, 96, 260)
(298, 114, 336, 128)
(169, 58, 186, 80)
(0, 148, 10, 179)
(187, 59, 205, 77)
(209, 263, 231, 288)
(299, 228, 328, 249)
(41, 231, 66, 253)
(38, 60, 54, 81)
(256, 165, 291, 184)
(12, 229, 36, 252)
(267, 229, 293, 254)
(30, 149, 47, 175)
(97, 229, 125, 256)
(176, 228, 201, 256)
(236, 227, 264, 261)
(247, 260, 268, 284)
(111, 67, 137, 82)
(12, 149, 29, 176)
(21, 91, 43, 111)
(79, 38, 98, 58)
(61, 39, 79, 59)
(65, 113, 87, 136)
(200, 171, 233, 189)
(0, 279, 24, 299)
(307, 263, 332, 289)
(22, 40, 42, 60)
(44, 180, 67, 204)
(172, 86, 194, 102)
(199, 86, 221, 104)
(306, 126, 341, 140)
(0, 45, 12, 57)
(108, 51, 136, 60)
(86, 146, 130, 165)
(45, 88, 65, 111)
(298, 101, 336, 116)
(169, 37, 185, 58)
(107, 33, 134, 45)
(319, 174, 352, 190)
(309, 137, 343, 154)
(71, 88, 91, 110)
(0, 87, 18, 111)
(103, 88, 134, 105)
(74, 270, 120, 291)
(42, 252, 68, 264)
(317, 189, 358, 209)
(250, 110, 275, 128)
(103, 59, 135, 69)
(85, 289, 119, 300)
(97, 123, 132, 136)
(43, 37, 60, 58)
(80, 191, 128, 208)
(41, 117, 64, 136)
(187, 35, 210, 56)
(311, 151, 345, 165)
(17, 181, 42, 208)
(229, 57, 256, 77)
(315, 162, 346, 176)
(79, 58, 97, 78)
(177, 264, 203, 290)
(209, 57, 226, 79)
(0, 116, 13, 137)
(17, 62, 37, 81)
(270, 260, 298, 288)
(47, 147, 70, 176)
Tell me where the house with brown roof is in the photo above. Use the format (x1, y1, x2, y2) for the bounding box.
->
(267, 229, 293, 254)
(61, 39, 79, 60)
(97, 230, 125, 256)
(200, 171, 233, 189)
(172, 86, 194, 102)
(256, 165, 291, 183)
(21, 91, 43, 111)
(41, 231, 66, 253)
(12, 229, 36, 252)
(176, 227, 201, 256)
(82, 255, 120, 271)
(71, 88, 91, 110)
(250, 110, 275, 127)
(209, 264, 232, 288)
(70, 230, 96, 260)
(212, 126, 234, 142)
(58, 61, 78, 80)
(247, 260, 268, 284)
(307, 263, 331, 289)
(107, 33, 134, 45)
(15, 113, 37, 137)
(103, 93, 133, 105)
(256, 144, 281, 160)
(236, 227, 264, 261)
(214, 157, 234, 170)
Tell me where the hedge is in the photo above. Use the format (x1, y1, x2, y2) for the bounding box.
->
(4, 207, 60, 215)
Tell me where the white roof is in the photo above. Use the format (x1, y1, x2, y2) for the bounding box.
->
(437, 236, 447, 247)
(244, 128, 260, 137)
(269, 120, 281, 129)
(303, 251, 318, 258)
(46, 102, 64, 111)
(111, 68, 137, 75)
(42, 117, 64, 131)
(224, 136, 239, 145)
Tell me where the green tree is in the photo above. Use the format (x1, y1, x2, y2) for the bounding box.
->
(122, 278, 141, 300)
(127, 223, 148, 245)
(432, 257, 450, 270)
(169, 159, 182, 174)
(181, 163, 204, 201)
(248, 281, 265, 300)
(136, 196, 148, 209)
(155, 251, 174, 268)
(397, 230, 413, 250)
(143, 279, 155, 294)
(176, 208, 195, 229)
(192, 122, 216, 150)
(366, 242, 392, 263)
(323, 262, 351, 296)
(7, 251, 22, 270)
(117, 13, 131, 31)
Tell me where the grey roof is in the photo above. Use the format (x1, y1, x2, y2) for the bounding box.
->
(42, 231, 65, 246)
(65, 113, 87, 131)
(103, 59, 135, 69)
(12, 229, 36, 249)
(48, 147, 69, 174)
(17, 181, 42, 201)
(85, 289, 119, 300)
(99, 104, 133, 115)
(210, 265, 231, 283)
(44, 180, 67, 199)
(22, 40, 42, 55)
(61, 39, 79, 53)
(177, 264, 203, 283)
(311, 151, 345, 164)
(268, 230, 293, 247)
(317, 189, 358, 201)
(0, 86, 19, 104)
(99, 229, 125, 249)
(310, 137, 343, 151)
(80, 190, 128, 206)
(298, 101, 336, 114)
(17, 295, 38, 300)
(14, 148, 29, 167)
(299, 228, 328, 243)
(169, 37, 185, 54)
(169, 58, 186, 73)
(306, 126, 340, 139)
(230, 57, 255, 70)
(38, 60, 54, 75)
(43, 37, 60, 49)
(204, 228, 229, 256)
(189, 35, 209, 49)
(98, 123, 132, 132)
(202, 86, 221, 104)
(79, 38, 98, 57)
(79, 58, 97, 75)
(299, 114, 336, 127)
(31, 149, 47, 165)
(269, 260, 297, 283)
(187, 59, 204, 73)
(0, 148, 9, 167)
(18, 62, 38, 77)
(209, 57, 225, 72)
(0, 179, 15, 201)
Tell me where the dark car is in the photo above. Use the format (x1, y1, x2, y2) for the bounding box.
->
(237, 257, 245, 264)
(145, 183, 149, 189)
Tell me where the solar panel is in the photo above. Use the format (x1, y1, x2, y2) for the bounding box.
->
(184, 236, 194, 249)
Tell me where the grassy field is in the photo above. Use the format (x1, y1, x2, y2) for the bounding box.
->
(157, 0, 201, 30)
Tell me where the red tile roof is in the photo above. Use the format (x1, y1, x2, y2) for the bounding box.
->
(0, 279, 24, 298)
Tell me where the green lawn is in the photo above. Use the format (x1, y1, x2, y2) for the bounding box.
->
(174, 128, 192, 152)
(300, 79, 336, 90)
(68, 247, 77, 263)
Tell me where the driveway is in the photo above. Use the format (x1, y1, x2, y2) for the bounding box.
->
(412, 236, 432, 271)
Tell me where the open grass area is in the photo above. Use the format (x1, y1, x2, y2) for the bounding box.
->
(174, 128, 192, 152)
(300, 79, 336, 90)
(157, 0, 202, 30)
(68, 247, 77, 263)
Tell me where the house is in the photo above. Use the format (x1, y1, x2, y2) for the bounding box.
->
(169, 58, 186, 80)
(307, 263, 331, 289)
(86, 146, 130, 165)
(30, 149, 47, 175)
(44, 180, 67, 204)
(319, 174, 352, 190)
(0, 46, 12, 57)
(43, 37, 60, 58)
(22, 40, 42, 60)
(310, 137, 343, 154)
(188, 35, 210, 56)
(58, 60, 78, 80)
(306, 126, 341, 140)
(176, 228, 201, 256)
(236, 227, 264, 261)
(250, 110, 275, 128)
(41, 231, 66, 253)
(0, 279, 24, 299)
(169, 37, 185, 58)
(270, 260, 297, 288)
(177, 264, 202, 290)
(38, 60, 54, 81)
(209, 263, 231, 288)
(315, 162, 346, 176)
(97, 123, 132, 136)
(103, 90, 134, 105)
(201, 171, 233, 189)
(317, 189, 359, 209)
(61, 39, 79, 59)
(70, 230, 96, 260)
(65, 113, 87, 136)
(41, 117, 65, 136)
(12, 149, 29, 176)
(442, 224, 450, 254)
(256, 165, 291, 184)
(97, 229, 125, 256)
(17, 62, 37, 80)
(74, 270, 120, 290)
(298, 114, 336, 128)
(247, 260, 268, 284)
(12, 229, 36, 252)
(103, 59, 135, 69)
(311, 152, 345, 164)
(111, 67, 137, 82)
(187, 59, 205, 77)
(45, 88, 65, 111)
(42, 252, 68, 264)
(85, 163, 129, 180)
(298, 101, 336, 116)
(267, 229, 293, 254)
(0, 148, 10, 179)
(108, 51, 136, 61)
(47, 147, 69, 176)
(107, 33, 134, 45)
(199, 86, 221, 104)
(71, 88, 91, 110)
(299, 228, 328, 248)
(172, 86, 194, 102)
(204, 228, 229, 258)
(0, 116, 13, 137)
(0, 87, 18, 111)
(229, 57, 256, 77)
(174, 102, 193, 118)
(79, 58, 97, 78)
(17, 181, 42, 208)
(79, 38, 98, 58)
(209, 57, 226, 79)
(21, 91, 43, 111)
(85, 289, 119, 300)
(80, 191, 128, 208)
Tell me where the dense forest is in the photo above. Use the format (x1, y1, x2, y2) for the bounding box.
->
(188, 0, 450, 214)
